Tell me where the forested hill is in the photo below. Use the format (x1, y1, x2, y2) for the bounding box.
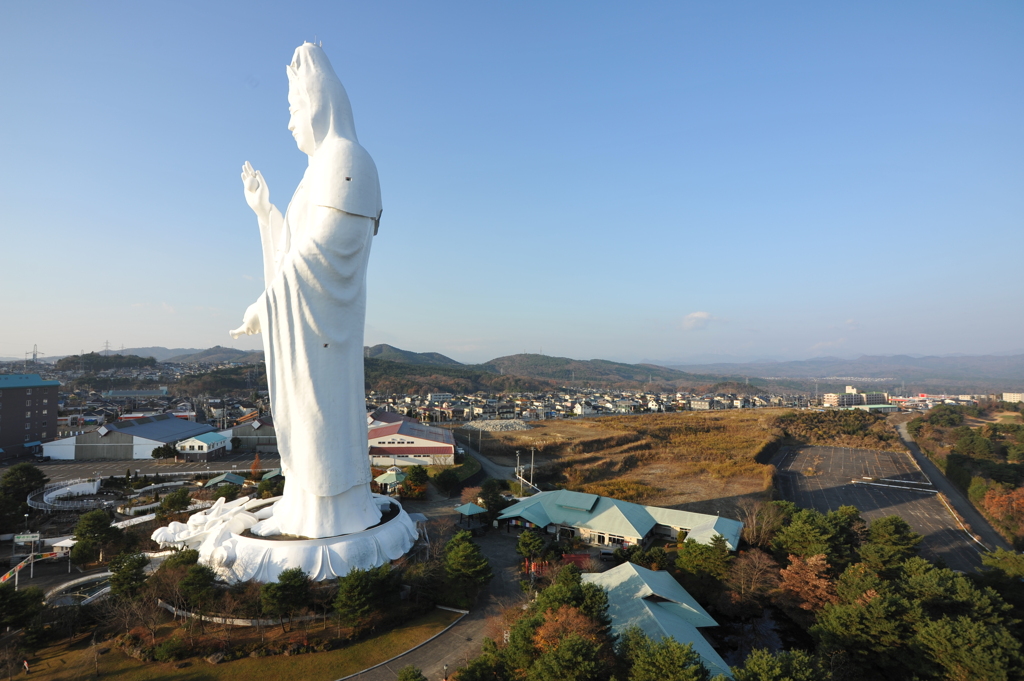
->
(55, 352, 156, 372)
(364, 357, 552, 394)
(478, 353, 717, 386)
(363, 344, 462, 366)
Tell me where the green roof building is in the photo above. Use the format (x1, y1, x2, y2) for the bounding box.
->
(583, 562, 732, 678)
(497, 489, 742, 550)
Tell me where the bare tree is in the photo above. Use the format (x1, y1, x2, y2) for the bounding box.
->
(737, 498, 786, 549)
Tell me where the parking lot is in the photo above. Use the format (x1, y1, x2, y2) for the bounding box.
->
(774, 445, 984, 572)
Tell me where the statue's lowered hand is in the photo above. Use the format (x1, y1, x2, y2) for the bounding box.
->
(229, 302, 262, 339)
(241, 161, 272, 220)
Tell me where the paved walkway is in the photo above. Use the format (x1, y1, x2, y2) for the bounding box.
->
(345, 527, 523, 681)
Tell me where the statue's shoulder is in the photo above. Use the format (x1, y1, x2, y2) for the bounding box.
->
(309, 138, 381, 219)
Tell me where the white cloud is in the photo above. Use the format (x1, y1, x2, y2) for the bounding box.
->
(681, 311, 715, 331)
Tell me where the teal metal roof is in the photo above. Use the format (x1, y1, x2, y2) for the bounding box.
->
(498, 490, 742, 548)
(261, 468, 282, 481)
(583, 562, 732, 678)
(0, 374, 59, 389)
(644, 507, 743, 550)
(192, 432, 228, 445)
(204, 472, 245, 487)
(374, 470, 407, 485)
(554, 491, 599, 511)
(454, 502, 488, 516)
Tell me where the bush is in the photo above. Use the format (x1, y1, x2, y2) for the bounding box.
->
(213, 484, 240, 501)
(154, 636, 186, 662)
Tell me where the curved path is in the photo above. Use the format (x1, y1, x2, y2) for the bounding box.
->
(342, 519, 522, 680)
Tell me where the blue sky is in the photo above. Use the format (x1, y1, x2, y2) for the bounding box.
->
(1, 2, 1021, 364)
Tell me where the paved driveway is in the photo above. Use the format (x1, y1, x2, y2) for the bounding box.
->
(345, 526, 523, 681)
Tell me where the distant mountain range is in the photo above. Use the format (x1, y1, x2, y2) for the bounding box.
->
(22, 343, 1022, 393)
(120, 346, 206, 362)
(658, 354, 1024, 387)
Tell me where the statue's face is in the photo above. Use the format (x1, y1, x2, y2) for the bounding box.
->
(288, 84, 316, 156)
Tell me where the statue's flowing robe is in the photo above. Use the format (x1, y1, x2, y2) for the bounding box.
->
(252, 43, 384, 538)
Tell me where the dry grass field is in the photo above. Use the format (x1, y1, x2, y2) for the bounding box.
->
(457, 410, 789, 515)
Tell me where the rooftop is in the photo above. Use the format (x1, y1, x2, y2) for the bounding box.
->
(583, 562, 732, 678)
(0, 373, 60, 390)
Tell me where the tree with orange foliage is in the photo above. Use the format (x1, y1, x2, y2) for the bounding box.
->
(983, 486, 1024, 526)
(532, 604, 606, 653)
(250, 453, 262, 480)
(774, 554, 838, 625)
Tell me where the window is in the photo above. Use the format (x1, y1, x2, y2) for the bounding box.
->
(42, 399, 48, 405)
(41, 432, 47, 439)
(42, 410, 47, 415)
(25, 423, 31, 430)
(26, 389, 32, 395)
(26, 400, 32, 407)
(25, 411, 31, 418)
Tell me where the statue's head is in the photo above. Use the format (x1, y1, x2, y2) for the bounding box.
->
(286, 43, 357, 155)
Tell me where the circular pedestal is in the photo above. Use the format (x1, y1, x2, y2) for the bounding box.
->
(204, 496, 419, 583)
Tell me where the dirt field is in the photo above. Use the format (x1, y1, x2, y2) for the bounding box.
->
(773, 445, 983, 572)
(457, 411, 787, 516)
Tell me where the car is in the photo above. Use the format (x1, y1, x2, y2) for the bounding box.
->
(34, 456, 51, 462)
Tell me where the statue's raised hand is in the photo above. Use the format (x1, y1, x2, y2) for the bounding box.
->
(241, 161, 272, 221)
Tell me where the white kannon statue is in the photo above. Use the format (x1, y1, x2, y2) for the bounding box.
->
(230, 42, 384, 539)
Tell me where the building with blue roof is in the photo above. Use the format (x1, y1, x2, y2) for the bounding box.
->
(176, 432, 229, 462)
(0, 374, 60, 459)
(44, 413, 217, 461)
(583, 562, 733, 678)
(497, 489, 742, 551)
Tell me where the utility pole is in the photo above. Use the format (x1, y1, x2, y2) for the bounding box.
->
(530, 447, 535, 489)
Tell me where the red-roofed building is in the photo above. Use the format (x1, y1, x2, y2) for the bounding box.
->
(368, 419, 456, 466)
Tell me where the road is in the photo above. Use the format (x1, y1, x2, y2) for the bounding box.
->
(895, 422, 1010, 553)
(16, 452, 281, 483)
(460, 440, 515, 482)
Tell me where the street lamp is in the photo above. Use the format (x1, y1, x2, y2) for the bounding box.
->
(444, 664, 448, 681)
(24, 513, 29, 531)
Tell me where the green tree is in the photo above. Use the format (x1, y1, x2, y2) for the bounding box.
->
(528, 633, 603, 681)
(396, 665, 428, 681)
(810, 591, 918, 678)
(151, 443, 178, 459)
(517, 530, 545, 561)
(109, 552, 150, 598)
(213, 483, 240, 501)
(72, 509, 123, 563)
(334, 566, 391, 634)
(434, 468, 461, 497)
(455, 639, 507, 681)
(675, 536, 732, 596)
(405, 465, 429, 487)
(179, 564, 216, 608)
(0, 463, 48, 500)
(263, 567, 311, 631)
(626, 635, 711, 681)
(445, 530, 493, 588)
(732, 648, 819, 681)
(162, 549, 199, 570)
(160, 487, 191, 514)
(859, 515, 923, 574)
(0, 583, 44, 630)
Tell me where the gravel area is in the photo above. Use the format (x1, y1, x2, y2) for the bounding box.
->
(461, 419, 532, 432)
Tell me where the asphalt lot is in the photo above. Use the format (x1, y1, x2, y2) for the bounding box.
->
(773, 445, 984, 573)
(14, 452, 281, 482)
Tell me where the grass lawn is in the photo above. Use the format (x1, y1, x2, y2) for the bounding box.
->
(427, 455, 481, 482)
(25, 607, 460, 681)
